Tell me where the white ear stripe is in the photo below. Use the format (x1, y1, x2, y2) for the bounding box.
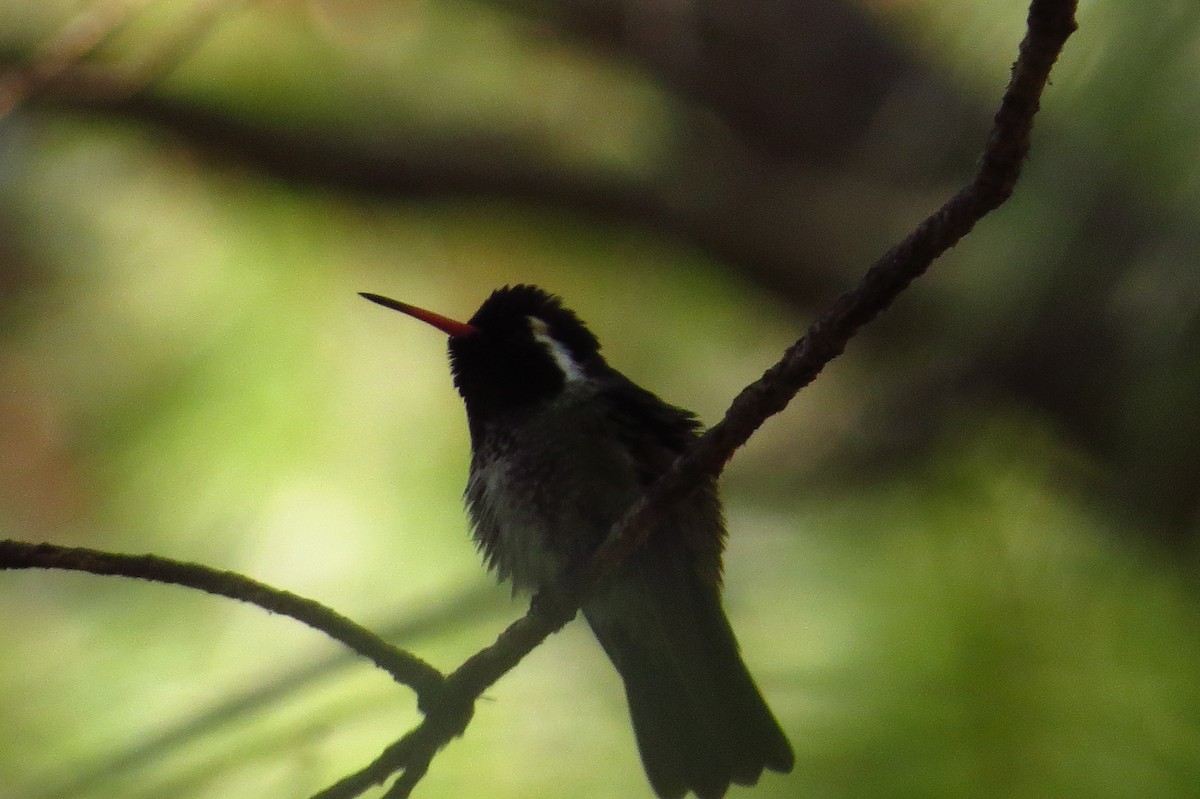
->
(527, 316, 586, 383)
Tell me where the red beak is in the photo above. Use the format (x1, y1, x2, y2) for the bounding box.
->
(360, 292, 478, 338)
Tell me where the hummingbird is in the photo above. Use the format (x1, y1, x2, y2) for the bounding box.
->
(362, 285, 793, 799)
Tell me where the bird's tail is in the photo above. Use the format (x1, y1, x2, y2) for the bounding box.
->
(583, 553, 793, 799)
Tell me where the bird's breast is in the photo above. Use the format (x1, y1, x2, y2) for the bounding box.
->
(466, 455, 568, 591)
(464, 403, 642, 592)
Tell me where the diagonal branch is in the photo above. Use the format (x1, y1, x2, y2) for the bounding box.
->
(589, 0, 1078, 578)
(0, 539, 445, 699)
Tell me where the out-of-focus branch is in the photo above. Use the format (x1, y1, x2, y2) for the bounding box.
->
(23, 585, 503, 799)
(0, 0, 147, 116)
(0, 0, 243, 118)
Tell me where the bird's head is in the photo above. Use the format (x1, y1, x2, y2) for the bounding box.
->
(361, 284, 606, 423)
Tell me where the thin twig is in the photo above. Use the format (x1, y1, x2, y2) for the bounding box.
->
(0, 540, 445, 698)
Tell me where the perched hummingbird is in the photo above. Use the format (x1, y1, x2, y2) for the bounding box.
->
(362, 285, 793, 799)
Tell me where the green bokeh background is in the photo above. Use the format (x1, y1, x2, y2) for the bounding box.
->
(2, 1, 1199, 798)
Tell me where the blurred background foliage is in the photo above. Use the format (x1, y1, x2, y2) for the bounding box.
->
(1, 0, 1199, 797)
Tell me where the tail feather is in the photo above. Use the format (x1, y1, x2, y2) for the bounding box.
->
(618, 654, 729, 799)
(583, 550, 793, 798)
